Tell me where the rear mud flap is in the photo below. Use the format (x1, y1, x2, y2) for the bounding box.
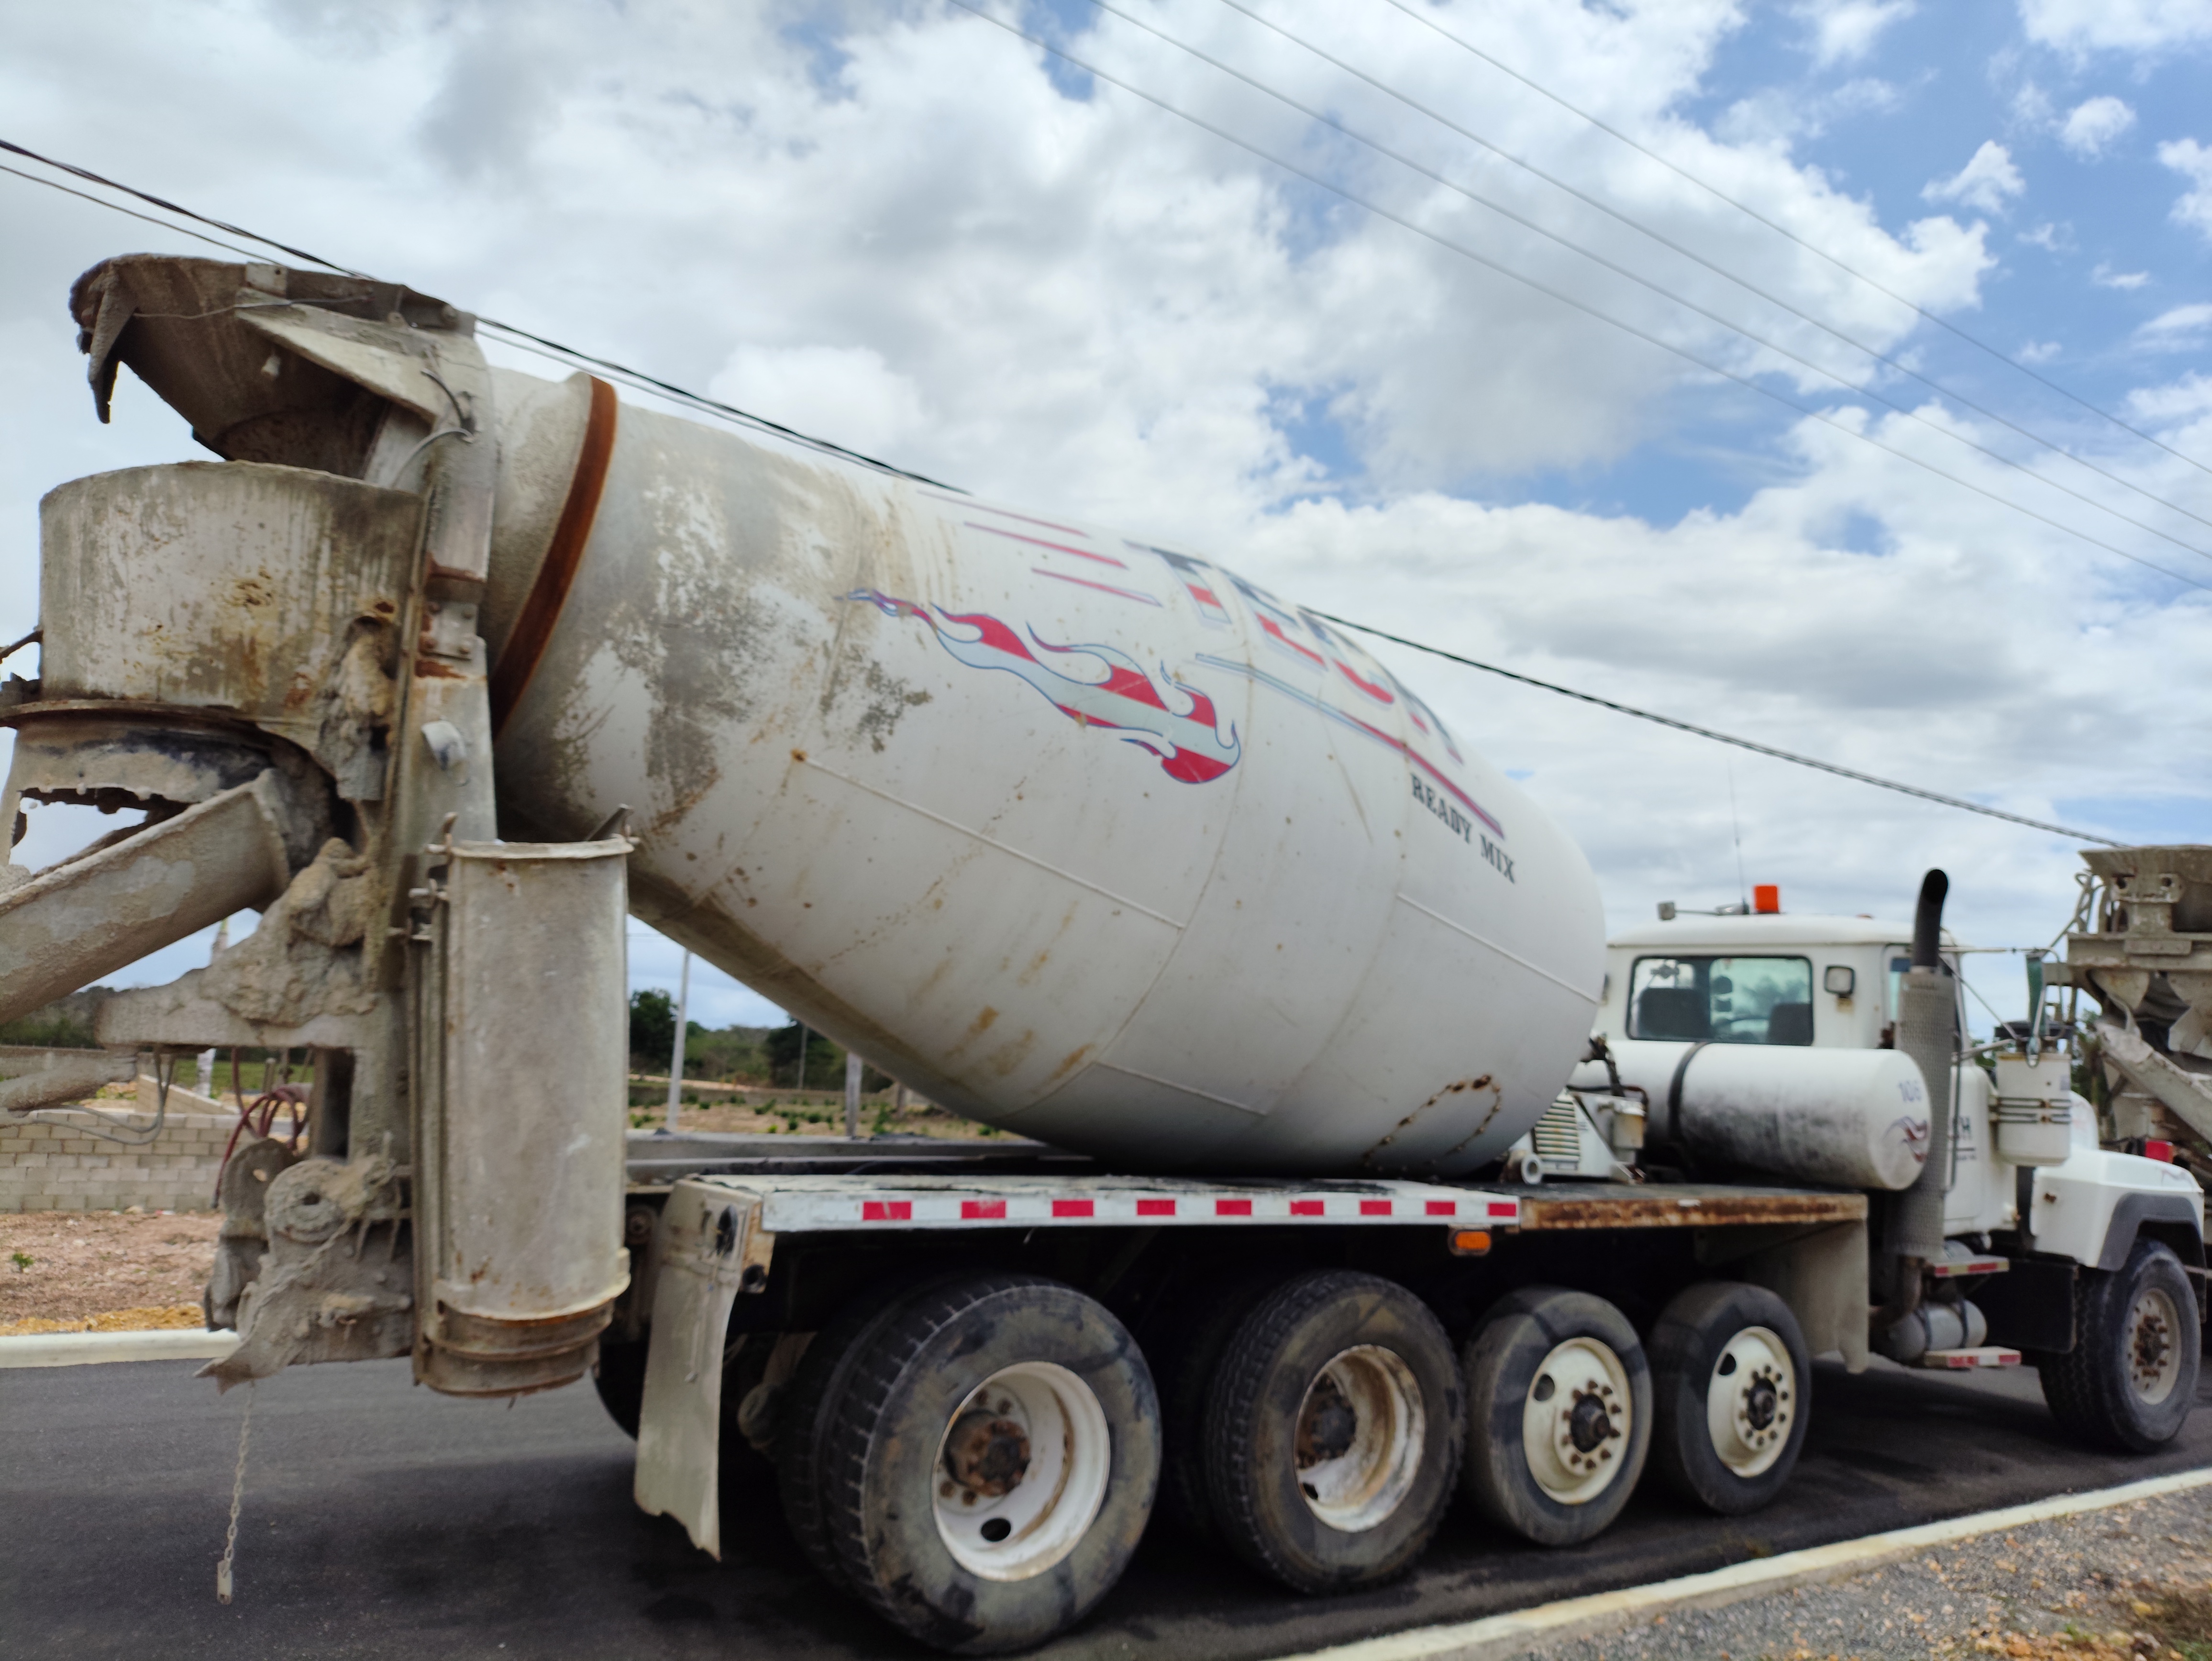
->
(633, 1181, 768, 1557)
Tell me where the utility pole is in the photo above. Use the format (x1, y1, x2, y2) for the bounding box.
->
(844, 1049, 863, 1140)
(664, 950, 690, 1133)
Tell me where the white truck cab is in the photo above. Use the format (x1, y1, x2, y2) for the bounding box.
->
(1589, 907, 2201, 1250)
(1598, 911, 1945, 1054)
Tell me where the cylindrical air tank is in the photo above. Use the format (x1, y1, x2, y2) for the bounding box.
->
(1569, 1039, 1931, 1190)
(481, 372, 1604, 1174)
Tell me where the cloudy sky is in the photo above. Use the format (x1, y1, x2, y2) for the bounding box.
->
(2, 0, 2209, 1034)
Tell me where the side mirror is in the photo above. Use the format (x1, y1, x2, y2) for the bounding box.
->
(1824, 965, 1856, 996)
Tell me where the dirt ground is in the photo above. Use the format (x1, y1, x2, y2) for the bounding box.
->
(1541, 1486, 2212, 1661)
(630, 1088, 1007, 1140)
(0, 1209, 218, 1335)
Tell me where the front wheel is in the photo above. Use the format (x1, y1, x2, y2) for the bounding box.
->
(817, 1273, 1160, 1654)
(1460, 1287, 1651, 1547)
(2040, 1240, 2199, 1453)
(1647, 1282, 1809, 1515)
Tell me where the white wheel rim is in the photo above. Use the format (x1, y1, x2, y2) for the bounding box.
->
(932, 1361, 1112, 1581)
(1521, 1337, 1632, 1505)
(2128, 1286, 2183, 1407)
(1703, 1325, 1795, 1478)
(1294, 1345, 1426, 1533)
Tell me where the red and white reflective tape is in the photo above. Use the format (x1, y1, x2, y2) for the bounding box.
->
(733, 1182, 1523, 1233)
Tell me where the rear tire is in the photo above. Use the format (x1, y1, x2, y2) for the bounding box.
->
(1143, 1264, 1286, 1545)
(593, 1338, 648, 1438)
(1201, 1270, 1462, 1594)
(818, 1273, 1161, 1654)
(1460, 1287, 1651, 1547)
(2040, 1240, 2199, 1453)
(1648, 1282, 1809, 1516)
(776, 1274, 959, 1587)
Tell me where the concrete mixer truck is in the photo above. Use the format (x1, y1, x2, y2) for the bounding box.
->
(0, 254, 2199, 1655)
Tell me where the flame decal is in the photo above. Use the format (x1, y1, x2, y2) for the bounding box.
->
(846, 589, 1242, 785)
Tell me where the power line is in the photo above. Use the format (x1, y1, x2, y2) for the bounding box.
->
(1366, 0, 2212, 484)
(1081, 0, 2212, 566)
(0, 138, 364, 276)
(476, 318, 963, 489)
(0, 138, 955, 489)
(0, 129, 2163, 845)
(1311, 611, 2122, 846)
(0, 161, 269, 265)
(1186, 0, 2212, 549)
(948, 2, 2212, 594)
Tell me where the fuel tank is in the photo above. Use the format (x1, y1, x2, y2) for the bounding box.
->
(1570, 1038, 1930, 1190)
(488, 384, 1604, 1173)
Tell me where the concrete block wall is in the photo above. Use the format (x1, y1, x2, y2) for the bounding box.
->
(0, 1088, 238, 1213)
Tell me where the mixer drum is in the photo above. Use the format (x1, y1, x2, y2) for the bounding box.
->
(487, 387, 1604, 1173)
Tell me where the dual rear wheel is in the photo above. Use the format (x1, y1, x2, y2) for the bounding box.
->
(1459, 1280, 1808, 1543)
(752, 1268, 1809, 1652)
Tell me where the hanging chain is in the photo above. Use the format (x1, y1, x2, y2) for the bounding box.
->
(215, 1383, 255, 1604)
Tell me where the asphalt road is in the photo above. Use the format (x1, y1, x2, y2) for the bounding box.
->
(4, 1355, 2208, 1661)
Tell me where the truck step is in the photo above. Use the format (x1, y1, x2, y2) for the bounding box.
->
(1917, 1346, 2023, 1369)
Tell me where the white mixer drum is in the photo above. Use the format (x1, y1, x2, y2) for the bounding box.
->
(487, 385, 1604, 1173)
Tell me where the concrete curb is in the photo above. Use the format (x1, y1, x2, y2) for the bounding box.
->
(1279, 1466, 2212, 1661)
(0, 1328, 240, 1368)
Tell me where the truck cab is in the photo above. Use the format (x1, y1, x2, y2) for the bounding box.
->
(1586, 905, 2202, 1251)
(1597, 911, 1940, 1054)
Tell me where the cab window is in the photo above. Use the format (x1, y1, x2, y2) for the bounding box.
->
(1628, 955, 1815, 1045)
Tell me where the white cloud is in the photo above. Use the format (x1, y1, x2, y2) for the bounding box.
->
(2093, 262, 2151, 288)
(1923, 141, 2026, 214)
(2160, 138, 2212, 238)
(2017, 339, 2062, 362)
(2018, 0, 2212, 53)
(709, 343, 929, 463)
(2058, 94, 2137, 156)
(1793, 0, 1917, 66)
(2139, 301, 2212, 337)
(0, 0, 2201, 1019)
(2126, 370, 2212, 421)
(2010, 80, 2057, 127)
(2017, 221, 2074, 251)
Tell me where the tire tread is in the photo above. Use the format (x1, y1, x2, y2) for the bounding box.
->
(1203, 1268, 1457, 1594)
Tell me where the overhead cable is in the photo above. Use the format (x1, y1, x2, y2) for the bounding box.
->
(1185, 0, 2212, 548)
(0, 160, 270, 265)
(948, 2, 2212, 594)
(0, 131, 2163, 845)
(1311, 612, 2122, 846)
(1082, 0, 2212, 565)
(1366, 0, 2212, 481)
(0, 138, 954, 488)
(0, 137, 365, 276)
(474, 320, 963, 488)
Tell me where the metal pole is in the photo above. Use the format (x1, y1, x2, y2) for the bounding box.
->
(664, 951, 689, 1133)
(795, 1024, 807, 1095)
(844, 1049, 863, 1140)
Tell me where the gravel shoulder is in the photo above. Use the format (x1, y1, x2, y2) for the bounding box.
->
(0, 1209, 218, 1332)
(1538, 1484, 2212, 1661)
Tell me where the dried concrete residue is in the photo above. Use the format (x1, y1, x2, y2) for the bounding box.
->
(830, 652, 931, 753)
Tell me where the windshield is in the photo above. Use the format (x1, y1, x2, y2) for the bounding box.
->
(1628, 955, 1815, 1045)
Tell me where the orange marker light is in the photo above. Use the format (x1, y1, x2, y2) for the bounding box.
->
(1448, 1229, 1492, 1256)
(1753, 884, 1781, 914)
